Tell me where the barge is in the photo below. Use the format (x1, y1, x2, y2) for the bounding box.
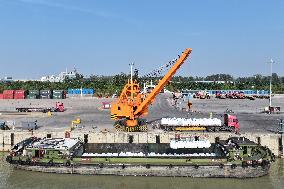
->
(6, 136, 275, 178)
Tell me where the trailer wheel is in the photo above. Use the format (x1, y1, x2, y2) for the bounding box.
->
(207, 127, 214, 132)
(215, 127, 220, 132)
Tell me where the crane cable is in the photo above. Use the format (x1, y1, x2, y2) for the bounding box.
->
(141, 53, 182, 78)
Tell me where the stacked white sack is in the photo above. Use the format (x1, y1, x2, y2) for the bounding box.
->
(170, 140, 211, 149)
(161, 118, 222, 127)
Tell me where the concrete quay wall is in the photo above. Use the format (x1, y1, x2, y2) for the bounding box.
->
(1, 130, 283, 157)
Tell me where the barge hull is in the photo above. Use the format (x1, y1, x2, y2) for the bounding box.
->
(13, 164, 270, 178)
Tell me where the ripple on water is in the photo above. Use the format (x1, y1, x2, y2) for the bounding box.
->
(0, 153, 283, 189)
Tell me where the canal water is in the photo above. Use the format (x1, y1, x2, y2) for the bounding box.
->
(0, 153, 283, 189)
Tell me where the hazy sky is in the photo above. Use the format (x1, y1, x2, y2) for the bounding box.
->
(0, 0, 283, 79)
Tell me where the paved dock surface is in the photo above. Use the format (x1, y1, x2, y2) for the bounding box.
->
(0, 94, 283, 133)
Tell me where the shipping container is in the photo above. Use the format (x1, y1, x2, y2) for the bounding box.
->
(82, 88, 94, 95)
(3, 90, 14, 94)
(27, 94, 38, 99)
(52, 90, 65, 99)
(67, 89, 81, 95)
(3, 90, 14, 99)
(68, 88, 94, 96)
(40, 90, 52, 99)
(27, 90, 39, 99)
(29, 90, 40, 95)
(14, 90, 26, 99)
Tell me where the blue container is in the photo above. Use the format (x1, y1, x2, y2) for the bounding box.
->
(82, 89, 88, 94)
(89, 89, 94, 94)
(82, 88, 94, 95)
(68, 89, 73, 94)
(74, 89, 81, 94)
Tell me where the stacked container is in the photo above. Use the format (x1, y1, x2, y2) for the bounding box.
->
(3, 90, 14, 99)
(67, 88, 94, 97)
(82, 89, 94, 96)
(52, 90, 65, 99)
(40, 90, 52, 99)
(68, 89, 81, 95)
(14, 90, 26, 99)
(28, 90, 39, 99)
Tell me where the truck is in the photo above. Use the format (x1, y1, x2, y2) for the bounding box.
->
(216, 91, 226, 99)
(160, 113, 240, 132)
(194, 91, 210, 99)
(16, 102, 64, 113)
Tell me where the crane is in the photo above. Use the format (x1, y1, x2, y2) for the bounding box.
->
(111, 48, 192, 132)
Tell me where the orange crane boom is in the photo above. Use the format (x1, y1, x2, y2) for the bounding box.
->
(111, 48, 192, 132)
(134, 48, 192, 117)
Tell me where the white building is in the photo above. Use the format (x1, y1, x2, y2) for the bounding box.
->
(40, 68, 77, 82)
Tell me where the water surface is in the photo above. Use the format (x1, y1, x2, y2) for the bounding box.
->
(0, 153, 283, 189)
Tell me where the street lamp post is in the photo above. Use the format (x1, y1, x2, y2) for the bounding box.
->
(267, 59, 275, 107)
(129, 62, 134, 99)
(129, 63, 134, 84)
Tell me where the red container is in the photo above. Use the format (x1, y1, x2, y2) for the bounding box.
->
(3, 90, 14, 94)
(14, 90, 26, 99)
(0, 94, 3, 99)
(3, 90, 14, 99)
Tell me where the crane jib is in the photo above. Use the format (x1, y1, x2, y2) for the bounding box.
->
(134, 48, 192, 116)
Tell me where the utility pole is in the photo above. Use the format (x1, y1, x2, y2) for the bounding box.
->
(267, 59, 275, 107)
(129, 62, 134, 99)
(130, 63, 134, 84)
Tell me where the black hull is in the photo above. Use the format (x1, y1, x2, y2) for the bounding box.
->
(12, 164, 270, 178)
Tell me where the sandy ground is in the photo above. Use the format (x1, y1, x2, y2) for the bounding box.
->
(0, 94, 283, 133)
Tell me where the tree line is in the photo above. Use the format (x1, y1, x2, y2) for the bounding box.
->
(0, 73, 283, 96)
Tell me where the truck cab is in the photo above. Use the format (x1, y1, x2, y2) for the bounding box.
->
(55, 102, 65, 112)
(224, 114, 240, 132)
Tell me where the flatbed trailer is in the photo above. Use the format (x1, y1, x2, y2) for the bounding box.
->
(160, 113, 240, 132)
(16, 102, 64, 113)
(16, 107, 53, 113)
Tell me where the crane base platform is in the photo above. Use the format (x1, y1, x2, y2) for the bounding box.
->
(114, 119, 148, 132)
